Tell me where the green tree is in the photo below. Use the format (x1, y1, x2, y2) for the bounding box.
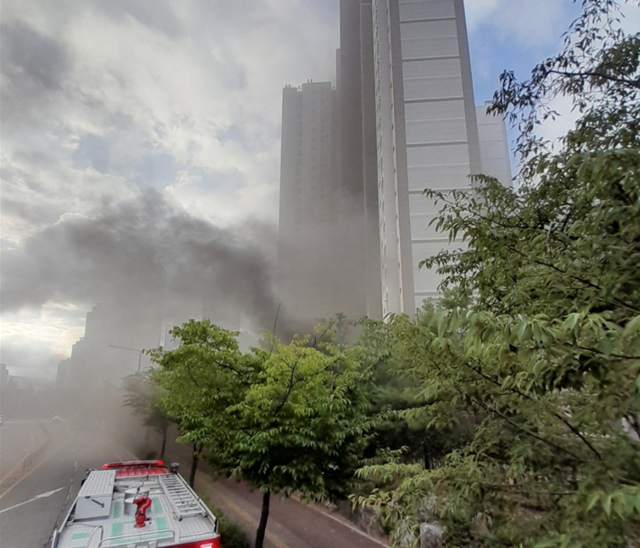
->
(220, 333, 374, 548)
(356, 1, 640, 546)
(150, 319, 374, 548)
(149, 319, 251, 486)
(358, 316, 475, 471)
(123, 371, 171, 459)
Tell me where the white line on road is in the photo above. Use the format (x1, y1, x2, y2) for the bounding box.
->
(0, 486, 65, 515)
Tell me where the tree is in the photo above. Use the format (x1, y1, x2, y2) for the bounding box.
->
(355, 1, 640, 546)
(149, 319, 250, 486)
(150, 319, 375, 548)
(123, 371, 171, 459)
(358, 316, 475, 471)
(220, 333, 374, 548)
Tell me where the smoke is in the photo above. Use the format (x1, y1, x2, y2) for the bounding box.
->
(1, 190, 280, 332)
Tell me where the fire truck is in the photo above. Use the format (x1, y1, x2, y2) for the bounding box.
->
(51, 460, 220, 548)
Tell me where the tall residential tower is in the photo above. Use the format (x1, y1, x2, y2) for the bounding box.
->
(277, 81, 340, 325)
(278, 0, 511, 325)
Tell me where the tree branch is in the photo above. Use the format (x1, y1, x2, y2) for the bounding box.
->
(186, 364, 200, 388)
(548, 69, 640, 90)
(272, 360, 299, 417)
(469, 395, 584, 463)
(463, 361, 603, 460)
(577, 346, 640, 361)
(502, 243, 640, 313)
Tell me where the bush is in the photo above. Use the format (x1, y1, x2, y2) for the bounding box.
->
(202, 498, 251, 548)
(217, 512, 251, 548)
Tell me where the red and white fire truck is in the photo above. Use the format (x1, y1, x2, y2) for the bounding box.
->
(52, 460, 220, 548)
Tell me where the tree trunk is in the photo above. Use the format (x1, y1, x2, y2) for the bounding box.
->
(254, 490, 271, 548)
(159, 422, 168, 460)
(144, 426, 151, 454)
(189, 444, 201, 488)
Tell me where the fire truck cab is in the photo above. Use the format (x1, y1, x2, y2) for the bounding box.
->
(52, 460, 220, 548)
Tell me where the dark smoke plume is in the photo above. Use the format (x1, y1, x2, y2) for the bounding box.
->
(1, 190, 281, 332)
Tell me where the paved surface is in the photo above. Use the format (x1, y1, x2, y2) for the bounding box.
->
(199, 477, 387, 548)
(0, 418, 387, 548)
(160, 428, 388, 548)
(0, 420, 142, 548)
(0, 419, 51, 479)
(1, 422, 92, 547)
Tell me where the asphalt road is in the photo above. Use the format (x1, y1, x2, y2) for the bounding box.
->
(160, 428, 388, 548)
(0, 419, 387, 548)
(0, 419, 51, 478)
(0, 420, 137, 548)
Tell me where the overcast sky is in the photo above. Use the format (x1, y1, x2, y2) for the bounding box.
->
(1, 0, 636, 379)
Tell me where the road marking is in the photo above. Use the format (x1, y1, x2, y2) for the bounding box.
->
(0, 422, 41, 482)
(0, 486, 65, 514)
(0, 454, 33, 484)
(0, 442, 65, 500)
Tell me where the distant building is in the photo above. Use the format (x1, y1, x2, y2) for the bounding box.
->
(9, 376, 55, 392)
(277, 81, 340, 325)
(476, 102, 512, 186)
(56, 302, 162, 393)
(278, 0, 512, 324)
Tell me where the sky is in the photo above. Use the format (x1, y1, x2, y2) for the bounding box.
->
(1, 0, 637, 379)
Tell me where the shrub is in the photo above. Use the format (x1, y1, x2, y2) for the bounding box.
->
(201, 498, 251, 548)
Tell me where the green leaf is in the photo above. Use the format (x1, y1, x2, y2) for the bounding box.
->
(587, 491, 602, 511)
(603, 494, 613, 517)
(633, 490, 640, 513)
(624, 315, 640, 338)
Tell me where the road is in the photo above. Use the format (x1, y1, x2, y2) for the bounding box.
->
(0, 419, 387, 548)
(160, 428, 388, 548)
(0, 419, 51, 479)
(0, 420, 137, 548)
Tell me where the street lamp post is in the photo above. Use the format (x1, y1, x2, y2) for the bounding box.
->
(108, 345, 143, 373)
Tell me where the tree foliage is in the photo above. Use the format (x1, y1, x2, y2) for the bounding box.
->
(358, 316, 475, 471)
(222, 333, 373, 500)
(123, 371, 171, 458)
(149, 318, 374, 548)
(355, 1, 640, 546)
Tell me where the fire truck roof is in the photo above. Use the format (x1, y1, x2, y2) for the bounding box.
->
(53, 461, 220, 548)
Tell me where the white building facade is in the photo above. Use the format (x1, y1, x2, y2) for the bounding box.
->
(278, 0, 512, 326)
(476, 101, 512, 186)
(371, 0, 510, 315)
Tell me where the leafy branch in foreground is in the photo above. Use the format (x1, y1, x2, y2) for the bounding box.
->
(354, 1, 640, 546)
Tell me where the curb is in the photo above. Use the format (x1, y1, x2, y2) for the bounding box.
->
(290, 494, 390, 548)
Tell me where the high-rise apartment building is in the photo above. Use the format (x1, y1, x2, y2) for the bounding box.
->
(370, 0, 484, 313)
(277, 82, 340, 325)
(476, 101, 512, 186)
(278, 0, 511, 325)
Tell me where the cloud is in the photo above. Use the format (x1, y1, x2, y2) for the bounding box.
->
(0, 0, 342, 378)
(1, 0, 339, 240)
(0, 20, 70, 91)
(0, 306, 84, 379)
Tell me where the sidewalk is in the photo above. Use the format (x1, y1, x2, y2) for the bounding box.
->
(154, 429, 388, 548)
(198, 477, 388, 548)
